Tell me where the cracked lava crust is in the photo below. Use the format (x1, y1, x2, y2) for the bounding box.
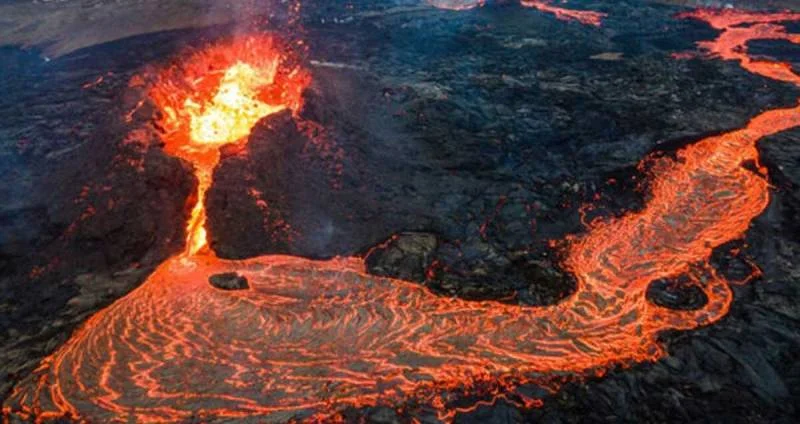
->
(4, 4, 800, 424)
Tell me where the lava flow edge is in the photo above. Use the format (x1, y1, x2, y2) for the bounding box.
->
(3, 5, 800, 424)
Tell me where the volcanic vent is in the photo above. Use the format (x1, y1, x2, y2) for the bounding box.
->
(147, 34, 311, 256)
(2, 1, 800, 423)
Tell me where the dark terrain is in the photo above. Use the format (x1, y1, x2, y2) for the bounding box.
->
(1, 1, 799, 422)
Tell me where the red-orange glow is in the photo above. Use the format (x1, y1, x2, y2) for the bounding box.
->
(148, 35, 310, 254)
(188, 61, 285, 146)
(4, 10, 800, 424)
(679, 9, 800, 85)
(426, 0, 606, 26)
(520, 0, 607, 26)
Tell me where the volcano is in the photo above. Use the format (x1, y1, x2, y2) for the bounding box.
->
(2, 1, 800, 423)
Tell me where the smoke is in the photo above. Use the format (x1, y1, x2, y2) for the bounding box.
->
(205, 0, 302, 34)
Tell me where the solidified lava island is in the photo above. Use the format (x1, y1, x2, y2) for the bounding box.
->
(2, 1, 800, 423)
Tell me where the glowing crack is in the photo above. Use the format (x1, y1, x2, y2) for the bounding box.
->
(4, 8, 800, 424)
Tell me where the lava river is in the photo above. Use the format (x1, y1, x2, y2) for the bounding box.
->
(4, 7, 800, 424)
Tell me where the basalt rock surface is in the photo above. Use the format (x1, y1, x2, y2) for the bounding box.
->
(0, 37, 197, 400)
(1, 1, 799, 422)
(208, 2, 800, 309)
(209, 272, 250, 290)
(365, 232, 439, 282)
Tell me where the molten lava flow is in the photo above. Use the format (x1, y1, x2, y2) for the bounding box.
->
(679, 8, 800, 85)
(427, 0, 607, 27)
(520, 0, 607, 26)
(4, 9, 800, 424)
(148, 35, 310, 254)
(189, 62, 285, 145)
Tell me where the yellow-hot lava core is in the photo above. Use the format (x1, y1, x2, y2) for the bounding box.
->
(188, 61, 286, 146)
(147, 35, 310, 254)
(5, 10, 800, 424)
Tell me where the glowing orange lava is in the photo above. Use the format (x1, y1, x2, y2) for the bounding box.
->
(679, 8, 800, 85)
(148, 35, 310, 255)
(4, 9, 800, 424)
(427, 0, 606, 26)
(520, 0, 607, 26)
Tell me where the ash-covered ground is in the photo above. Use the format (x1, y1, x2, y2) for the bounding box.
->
(1, 1, 800, 422)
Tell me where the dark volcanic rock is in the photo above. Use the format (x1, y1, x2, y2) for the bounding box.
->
(365, 232, 439, 282)
(646, 278, 709, 310)
(209, 273, 250, 291)
(206, 111, 306, 258)
(0, 37, 196, 400)
(3, 1, 800, 423)
(208, 0, 800, 281)
(517, 259, 578, 306)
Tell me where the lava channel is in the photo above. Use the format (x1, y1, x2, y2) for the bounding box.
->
(520, 0, 606, 26)
(4, 8, 800, 424)
(428, 0, 607, 26)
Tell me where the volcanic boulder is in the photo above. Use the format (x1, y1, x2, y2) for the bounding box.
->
(209, 273, 250, 291)
(365, 232, 439, 282)
(646, 279, 708, 310)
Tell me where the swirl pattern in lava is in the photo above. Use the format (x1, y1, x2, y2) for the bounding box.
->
(4, 7, 800, 424)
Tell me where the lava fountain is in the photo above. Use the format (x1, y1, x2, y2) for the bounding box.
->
(148, 35, 310, 255)
(4, 8, 800, 424)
